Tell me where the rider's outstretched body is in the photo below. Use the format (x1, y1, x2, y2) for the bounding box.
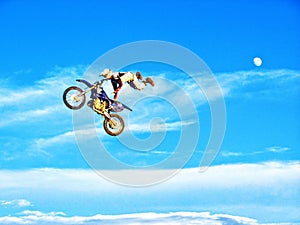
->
(101, 69, 155, 100)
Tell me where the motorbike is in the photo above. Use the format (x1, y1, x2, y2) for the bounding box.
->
(63, 78, 132, 136)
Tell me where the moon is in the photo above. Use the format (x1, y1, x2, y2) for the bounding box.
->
(253, 57, 262, 67)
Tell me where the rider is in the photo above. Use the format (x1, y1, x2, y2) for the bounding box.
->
(100, 68, 155, 100)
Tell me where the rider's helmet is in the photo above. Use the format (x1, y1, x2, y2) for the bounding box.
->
(101, 68, 112, 78)
(136, 71, 143, 80)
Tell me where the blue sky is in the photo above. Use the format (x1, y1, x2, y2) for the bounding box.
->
(0, 0, 300, 224)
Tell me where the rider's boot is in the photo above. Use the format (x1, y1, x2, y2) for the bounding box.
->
(145, 77, 155, 86)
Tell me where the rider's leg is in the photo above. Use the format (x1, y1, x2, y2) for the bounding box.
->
(113, 89, 119, 100)
(128, 80, 146, 90)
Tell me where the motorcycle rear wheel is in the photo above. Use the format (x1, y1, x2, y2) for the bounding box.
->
(63, 86, 86, 110)
(103, 114, 125, 136)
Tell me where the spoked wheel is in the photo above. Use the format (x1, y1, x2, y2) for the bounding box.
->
(63, 86, 86, 110)
(103, 114, 125, 136)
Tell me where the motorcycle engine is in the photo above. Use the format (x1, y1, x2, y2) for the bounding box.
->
(93, 98, 106, 114)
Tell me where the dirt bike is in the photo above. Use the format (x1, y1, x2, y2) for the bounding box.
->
(63, 78, 132, 136)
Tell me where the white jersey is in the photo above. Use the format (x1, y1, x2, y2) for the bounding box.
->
(112, 72, 146, 91)
(112, 72, 134, 83)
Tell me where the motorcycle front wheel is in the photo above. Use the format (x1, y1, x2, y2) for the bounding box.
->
(63, 86, 86, 110)
(103, 114, 125, 136)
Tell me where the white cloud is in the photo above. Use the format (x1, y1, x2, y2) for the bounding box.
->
(0, 161, 299, 191)
(1, 199, 32, 208)
(0, 105, 65, 127)
(1, 210, 299, 225)
(221, 151, 244, 157)
(266, 146, 290, 153)
(0, 65, 85, 128)
(0, 89, 42, 105)
(29, 126, 109, 152)
(115, 69, 300, 137)
(0, 162, 299, 222)
(0, 211, 261, 225)
(221, 146, 291, 158)
(142, 69, 300, 106)
(1, 67, 299, 170)
(32, 130, 75, 149)
(125, 120, 196, 133)
(216, 69, 300, 98)
(1, 68, 298, 129)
